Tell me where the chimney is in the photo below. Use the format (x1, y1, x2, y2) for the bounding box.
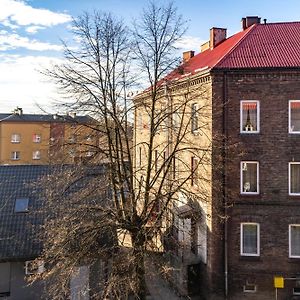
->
(13, 107, 23, 115)
(183, 50, 195, 63)
(242, 16, 261, 30)
(210, 28, 227, 49)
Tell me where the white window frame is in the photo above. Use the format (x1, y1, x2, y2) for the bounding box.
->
(240, 161, 259, 195)
(240, 100, 260, 134)
(11, 133, 20, 143)
(33, 134, 41, 143)
(11, 151, 20, 160)
(243, 281, 257, 293)
(289, 162, 300, 195)
(32, 150, 41, 160)
(289, 100, 300, 134)
(240, 223, 260, 256)
(289, 224, 300, 258)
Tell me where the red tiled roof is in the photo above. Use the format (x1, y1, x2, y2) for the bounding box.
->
(167, 21, 300, 81)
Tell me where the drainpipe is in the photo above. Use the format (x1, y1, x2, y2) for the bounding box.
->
(222, 71, 228, 298)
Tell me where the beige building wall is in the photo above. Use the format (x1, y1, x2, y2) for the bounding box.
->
(0, 122, 50, 165)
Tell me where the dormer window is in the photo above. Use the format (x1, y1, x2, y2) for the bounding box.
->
(15, 198, 29, 213)
(240, 101, 259, 133)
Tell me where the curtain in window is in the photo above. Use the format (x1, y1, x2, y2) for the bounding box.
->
(242, 162, 257, 193)
(191, 104, 198, 132)
(242, 102, 257, 131)
(290, 102, 300, 132)
(243, 224, 257, 254)
(291, 164, 300, 193)
(291, 226, 300, 256)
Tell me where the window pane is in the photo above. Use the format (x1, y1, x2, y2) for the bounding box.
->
(291, 226, 300, 256)
(290, 102, 300, 132)
(191, 104, 198, 133)
(242, 102, 258, 132)
(15, 198, 29, 212)
(291, 164, 300, 194)
(242, 162, 258, 193)
(243, 224, 258, 254)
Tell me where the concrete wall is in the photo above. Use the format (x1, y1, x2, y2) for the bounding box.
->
(0, 261, 45, 300)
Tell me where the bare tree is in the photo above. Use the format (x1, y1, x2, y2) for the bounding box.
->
(35, 2, 217, 299)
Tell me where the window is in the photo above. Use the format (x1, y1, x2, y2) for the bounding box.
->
(293, 287, 300, 295)
(289, 225, 300, 258)
(241, 162, 259, 194)
(240, 223, 260, 256)
(25, 260, 44, 275)
(243, 280, 257, 293)
(191, 103, 199, 133)
(154, 150, 158, 172)
(11, 133, 20, 143)
(15, 198, 29, 212)
(289, 100, 300, 133)
(240, 101, 259, 133)
(32, 150, 41, 160)
(191, 156, 199, 186)
(33, 134, 41, 143)
(289, 163, 300, 195)
(11, 151, 20, 160)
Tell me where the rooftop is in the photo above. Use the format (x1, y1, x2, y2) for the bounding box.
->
(167, 19, 300, 81)
(0, 108, 94, 123)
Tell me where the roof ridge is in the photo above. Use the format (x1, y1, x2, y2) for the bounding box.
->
(212, 24, 257, 69)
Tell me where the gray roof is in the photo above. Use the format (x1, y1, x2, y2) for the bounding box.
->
(0, 165, 53, 260)
(0, 113, 93, 123)
(0, 164, 110, 261)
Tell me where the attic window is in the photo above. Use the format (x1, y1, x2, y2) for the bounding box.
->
(15, 198, 29, 213)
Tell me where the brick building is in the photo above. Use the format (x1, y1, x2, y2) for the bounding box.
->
(135, 17, 300, 299)
(0, 107, 97, 165)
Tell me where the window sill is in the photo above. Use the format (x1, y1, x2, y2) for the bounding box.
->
(239, 255, 261, 261)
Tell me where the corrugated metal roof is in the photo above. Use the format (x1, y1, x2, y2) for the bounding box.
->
(217, 22, 300, 68)
(166, 21, 300, 82)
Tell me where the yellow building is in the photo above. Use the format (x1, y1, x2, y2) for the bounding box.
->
(0, 107, 97, 165)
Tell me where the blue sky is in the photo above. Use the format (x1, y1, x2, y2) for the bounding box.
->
(1, 0, 300, 113)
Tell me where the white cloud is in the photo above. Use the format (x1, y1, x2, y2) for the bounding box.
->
(0, 30, 63, 51)
(25, 25, 46, 34)
(0, 0, 71, 29)
(175, 35, 206, 53)
(0, 54, 64, 113)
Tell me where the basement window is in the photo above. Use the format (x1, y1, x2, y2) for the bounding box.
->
(243, 280, 257, 293)
(293, 287, 300, 295)
(240, 101, 259, 133)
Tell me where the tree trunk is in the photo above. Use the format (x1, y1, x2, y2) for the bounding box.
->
(131, 231, 146, 300)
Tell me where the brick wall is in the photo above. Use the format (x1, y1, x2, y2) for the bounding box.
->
(213, 70, 300, 299)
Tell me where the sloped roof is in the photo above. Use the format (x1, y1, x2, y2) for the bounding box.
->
(0, 113, 93, 123)
(167, 21, 300, 82)
(0, 165, 51, 260)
